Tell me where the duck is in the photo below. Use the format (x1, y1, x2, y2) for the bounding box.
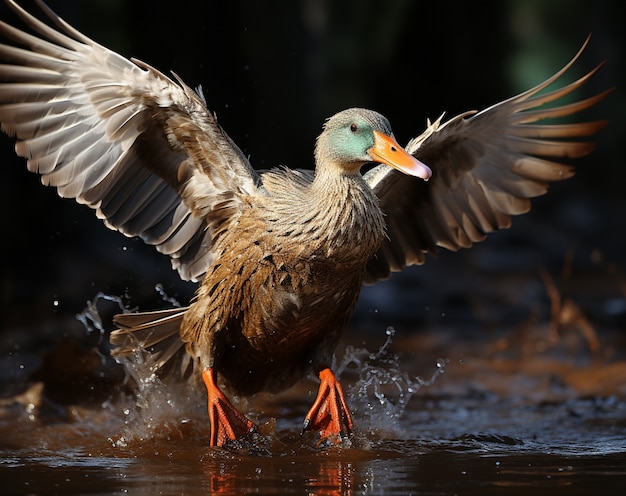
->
(0, 0, 609, 447)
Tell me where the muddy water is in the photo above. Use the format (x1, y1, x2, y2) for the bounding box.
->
(2, 323, 626, 495)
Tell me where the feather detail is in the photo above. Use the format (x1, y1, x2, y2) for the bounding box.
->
(364, 36, 609, 283)
(0, 0, 259, 282)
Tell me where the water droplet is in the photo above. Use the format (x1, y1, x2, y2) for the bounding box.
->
(385, 326, 395, 337)
(154, 283, 181, 306)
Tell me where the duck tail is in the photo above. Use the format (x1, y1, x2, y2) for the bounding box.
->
(111, 307, 196, 383)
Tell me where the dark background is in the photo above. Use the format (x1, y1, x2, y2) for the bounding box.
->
(0, 0, 623, 381)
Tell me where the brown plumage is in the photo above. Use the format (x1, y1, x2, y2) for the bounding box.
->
(0, 0, 609, 446)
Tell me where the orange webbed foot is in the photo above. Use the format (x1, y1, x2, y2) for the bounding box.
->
(202, 368, 256, 447)
(302, 367, 353, 444)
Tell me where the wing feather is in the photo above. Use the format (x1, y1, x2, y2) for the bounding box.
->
(365, 37, 608, 283)
(0, 0, 260, 282)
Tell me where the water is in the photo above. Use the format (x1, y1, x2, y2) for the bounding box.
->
(2, 391, 625, 495)
(2, 291, 626, 494)
(2, 341, 626, 494)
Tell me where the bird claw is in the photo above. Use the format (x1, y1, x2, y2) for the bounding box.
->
(301, 367, 353, 444)
(202, 368, 256, 447)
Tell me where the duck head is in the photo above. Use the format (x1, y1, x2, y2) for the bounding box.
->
(315, 108, 432, 179)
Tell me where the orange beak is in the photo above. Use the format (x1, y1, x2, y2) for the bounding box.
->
(368, 130, 432, 180)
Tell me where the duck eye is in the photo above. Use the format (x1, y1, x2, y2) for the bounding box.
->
(349, 123, 358, 133)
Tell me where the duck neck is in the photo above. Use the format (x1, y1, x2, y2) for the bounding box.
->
(306, 165, 385, 265)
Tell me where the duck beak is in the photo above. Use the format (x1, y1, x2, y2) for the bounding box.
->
(368, 130, 432, 181)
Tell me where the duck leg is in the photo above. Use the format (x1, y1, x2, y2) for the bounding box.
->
(301, 367, 353, 443)
(202, 367, 256, 447)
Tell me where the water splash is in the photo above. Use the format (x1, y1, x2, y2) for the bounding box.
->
(76, 285, 181, 340)
(336, 326, 447, 437)
(75, 292, 128, 343)
(154, 283, 182, 308)
(108, 362, 205, 448)
(75, 288, 203, 447)
(77, 293, 446, 445)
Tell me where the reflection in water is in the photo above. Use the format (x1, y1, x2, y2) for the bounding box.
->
(307, 460, 354, 495)
(201, 455, 355, 495)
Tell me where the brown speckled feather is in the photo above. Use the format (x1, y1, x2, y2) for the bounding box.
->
(180, 166, 385, 394)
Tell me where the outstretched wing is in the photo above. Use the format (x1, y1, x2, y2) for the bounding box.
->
(0, 0, 260, 282)
(364, 38, 609, 284)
